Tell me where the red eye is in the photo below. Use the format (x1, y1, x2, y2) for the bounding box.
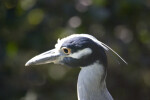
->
(62, 47, 71, 55)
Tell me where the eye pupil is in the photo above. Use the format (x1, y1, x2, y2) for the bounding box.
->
(64, 49, 68, 53)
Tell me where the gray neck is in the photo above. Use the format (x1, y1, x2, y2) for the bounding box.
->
(77, 61, 113, 100)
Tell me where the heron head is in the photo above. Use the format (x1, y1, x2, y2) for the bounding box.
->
(25, 34, 107, 67)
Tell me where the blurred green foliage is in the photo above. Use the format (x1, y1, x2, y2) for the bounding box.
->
(0, 0, 150, 100)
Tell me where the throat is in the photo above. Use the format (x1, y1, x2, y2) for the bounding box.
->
(77, 61, 113, 100)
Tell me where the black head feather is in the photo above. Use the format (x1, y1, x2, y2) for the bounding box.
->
(60, 36, 107, 67)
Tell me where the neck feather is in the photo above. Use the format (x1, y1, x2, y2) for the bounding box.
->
(77, 61, 113, 100)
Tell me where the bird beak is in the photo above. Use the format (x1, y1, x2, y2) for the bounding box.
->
(25, 49, 62, 66)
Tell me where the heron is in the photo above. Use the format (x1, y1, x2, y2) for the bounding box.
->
(25, 34, 127, 100)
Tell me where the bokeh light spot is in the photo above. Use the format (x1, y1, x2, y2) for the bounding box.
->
(76, 3, 88, 12)
(79, 0, 92, 6)
(27, 9, 44, 25)
(21, 90, 37, 100)
(76, 0, 92, 12)
(20, 0, 36, 10)
(143, 70, 150, 87)
(6, 42, 18, 58)
(138, 30, 150, 45)
(68, 16, 82, 28)
(115, 25, 133, 43)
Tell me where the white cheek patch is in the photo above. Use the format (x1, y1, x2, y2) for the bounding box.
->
(69, 48, 92, 59)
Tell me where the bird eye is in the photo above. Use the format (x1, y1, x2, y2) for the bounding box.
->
(62, 47, 71, 55)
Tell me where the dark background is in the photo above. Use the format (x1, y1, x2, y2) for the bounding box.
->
(0, 0, 150, 100)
